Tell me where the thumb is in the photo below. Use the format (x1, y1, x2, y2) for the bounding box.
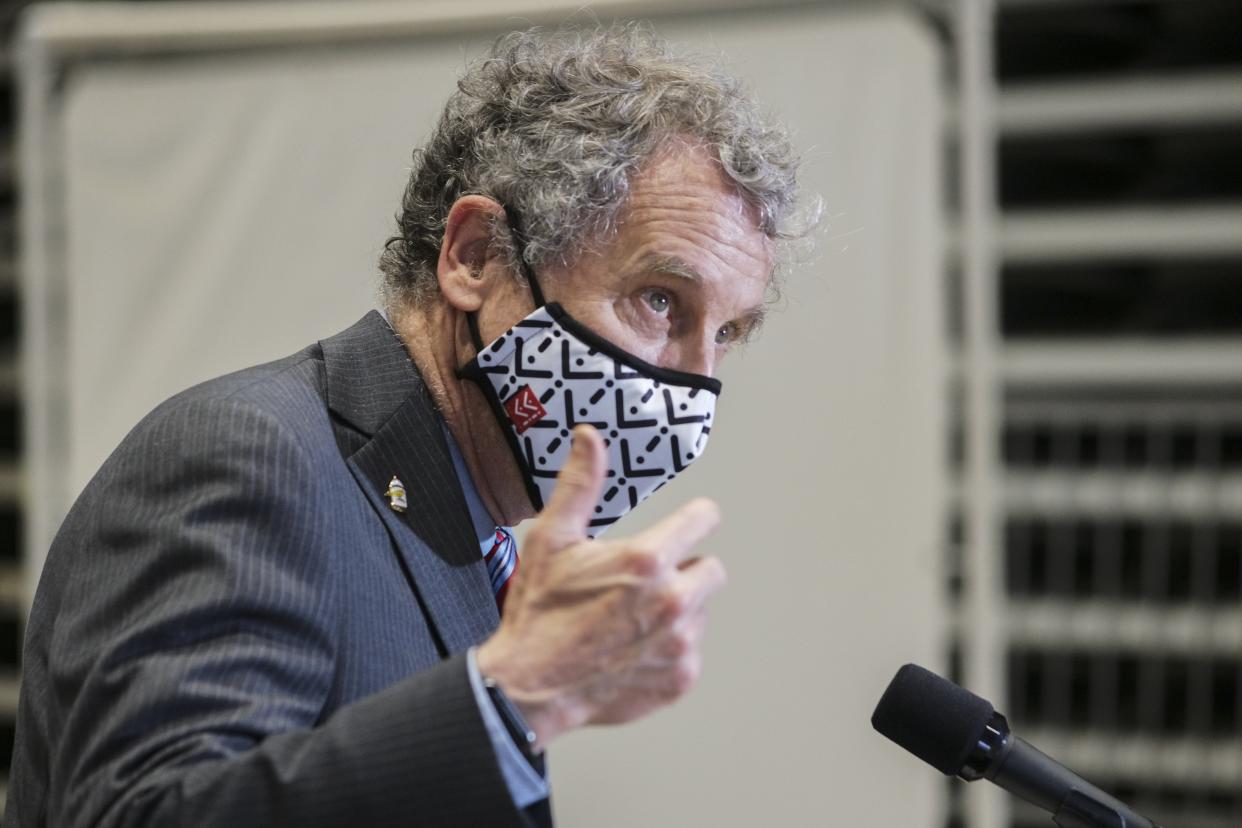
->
(538, 424, 607, 545)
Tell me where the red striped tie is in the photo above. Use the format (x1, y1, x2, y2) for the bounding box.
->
(484, 528, 518, 612)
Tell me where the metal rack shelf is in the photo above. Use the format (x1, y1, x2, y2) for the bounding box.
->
(0, 567, 22, 612)
(947, 205, 1242, 264)
(1007, 600, 1242, 654)
(1002, 343, 1242, 386)
(0, 355, 18, 398)
(997, 72, 1242, 135)
(0, 464, 19, 503)
(997, 206, 1242, 262)
(0, 674, 17, 715)
(1004, 471, 1242, 516)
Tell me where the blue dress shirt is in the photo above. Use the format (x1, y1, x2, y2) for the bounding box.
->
(442, 426, 550, 808)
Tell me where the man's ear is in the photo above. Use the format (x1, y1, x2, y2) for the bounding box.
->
(436, 195, 506, 312)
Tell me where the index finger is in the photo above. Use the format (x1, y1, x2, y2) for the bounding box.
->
(631, 498, 721, 568)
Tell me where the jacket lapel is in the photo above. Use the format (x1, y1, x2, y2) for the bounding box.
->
(320, 312, 500, 656)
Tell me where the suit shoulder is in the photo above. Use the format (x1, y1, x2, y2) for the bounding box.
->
(172, 342, 327, 419)
(106, 343, 335, 478)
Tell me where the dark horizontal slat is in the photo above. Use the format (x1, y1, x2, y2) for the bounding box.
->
(0, 612, 18, 670)
(1000, 125, 1242, 209)
(0, 503, 19, 564)
(1003, 416, 1242, 472)
(997, 0, 1242, 82)
(1002, 258, 1242, 338)
(0, 288, 17, 353)
(0, 397, 18, 460)
(1007, 644, 1242, 740)
(0, 717, 12, 776)
(1005, 516, 1242, 604)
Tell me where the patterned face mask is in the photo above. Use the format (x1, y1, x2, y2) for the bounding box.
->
(457, 230, 720, 536)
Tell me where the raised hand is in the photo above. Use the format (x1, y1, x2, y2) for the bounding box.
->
(475, 424, 727, 748)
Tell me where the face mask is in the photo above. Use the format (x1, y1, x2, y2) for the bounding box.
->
(456, 225, 721, 536)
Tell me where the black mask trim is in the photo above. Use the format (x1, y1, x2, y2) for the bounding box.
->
(542, 302, 723, 395)
(456, 356, 547, 512)
(462, 207, 543, 354)
(504, 207, 720, 395)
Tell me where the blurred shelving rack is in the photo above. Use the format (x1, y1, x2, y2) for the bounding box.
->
(945, 1, 1242, 827)
(0, 0, 29, 809)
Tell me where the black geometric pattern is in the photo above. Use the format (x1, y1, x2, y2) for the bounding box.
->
(476, 307, 717, 535)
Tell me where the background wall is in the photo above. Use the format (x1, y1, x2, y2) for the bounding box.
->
(18, 1, 946, 825)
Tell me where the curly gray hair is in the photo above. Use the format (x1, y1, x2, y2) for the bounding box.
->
(380, 25, 808, 305)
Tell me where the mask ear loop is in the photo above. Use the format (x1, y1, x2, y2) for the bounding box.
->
(454, 205, 553, 513)
(463, 205, 545, 354)
(502, 207, 547, 308)
(465, 309, 487, 353)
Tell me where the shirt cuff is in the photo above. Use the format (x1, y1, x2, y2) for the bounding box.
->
(466, 646, 550, 809)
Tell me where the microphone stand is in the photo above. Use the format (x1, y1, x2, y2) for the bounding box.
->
(963, 713, 1161, 828)
(1054, 789, 1161, 828)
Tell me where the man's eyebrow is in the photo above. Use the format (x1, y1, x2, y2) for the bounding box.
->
(738, 304, 767, 337)
(639, 254, 704, 283)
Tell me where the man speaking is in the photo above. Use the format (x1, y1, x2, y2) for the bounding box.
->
(6, 25, 805, 827)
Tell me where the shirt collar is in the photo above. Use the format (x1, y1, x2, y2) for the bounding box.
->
(441, 422, 508, 554)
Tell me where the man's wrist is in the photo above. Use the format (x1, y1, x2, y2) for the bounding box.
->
(476, 638, 572, 751)
(482, 675, 540, 762)
(465, 647, 550, 807)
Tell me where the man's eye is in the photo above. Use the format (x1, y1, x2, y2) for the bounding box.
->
(644, 291, 671, 314)
(714, 323, 736, 345)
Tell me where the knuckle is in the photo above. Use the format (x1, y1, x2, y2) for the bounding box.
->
(555, 466, 592, 490)
(667, 627, 693, 658)
(623, 547, 661, 578)
(673, 657, 701, 695)
(656, 588, 687, 623)
(524, 524, 549, 550)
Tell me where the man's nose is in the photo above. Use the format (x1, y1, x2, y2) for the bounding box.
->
(676, 334, 716, 378)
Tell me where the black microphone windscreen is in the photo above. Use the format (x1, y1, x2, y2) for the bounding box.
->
(871, 663, 995, 776)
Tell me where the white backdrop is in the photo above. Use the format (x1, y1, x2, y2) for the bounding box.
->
(24, 2, 946, 825)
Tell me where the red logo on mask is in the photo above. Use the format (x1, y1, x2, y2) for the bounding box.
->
(504, 385, 546, 434)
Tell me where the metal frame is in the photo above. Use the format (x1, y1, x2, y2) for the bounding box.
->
(953, 0, 1007, 825)
(21, 0, 908, 56)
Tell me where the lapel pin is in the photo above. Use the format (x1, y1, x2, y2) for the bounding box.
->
(385, 476, 408, 513)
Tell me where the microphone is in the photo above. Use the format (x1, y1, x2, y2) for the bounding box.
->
(871, 664, 1161, 828)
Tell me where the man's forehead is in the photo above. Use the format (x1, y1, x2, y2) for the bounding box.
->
(621, 148, 773, 264)
(636, 252, 770, 290)
(626, 144, 761, 221)
(553, 144, 775, 314)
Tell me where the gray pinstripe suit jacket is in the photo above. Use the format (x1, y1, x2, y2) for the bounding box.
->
(6, 311, 553, 827)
